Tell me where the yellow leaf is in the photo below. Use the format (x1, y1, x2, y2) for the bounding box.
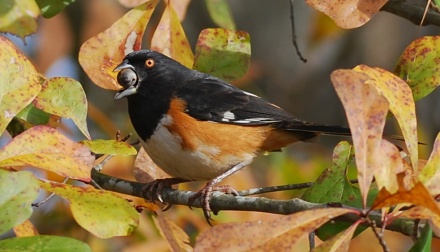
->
(153, 215, 192, 252)
(312, 221, 359, 252)
(79, 0, 158, 90)
(39, 180, 139, 238)
(331, 69, 389, 207)
(13, 220, 39, 237)
(353, 65, 418, 172)
(151, 2, 194, 68)
(419, 133, 440, 195)
(0, 126, 94, 181)
(0, 37, 41, 134)
(0, 1, 39, 39)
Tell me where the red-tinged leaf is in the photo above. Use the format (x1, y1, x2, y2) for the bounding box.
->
(133, 147, 170, 183)
(371, 140, 404, 193)
(205, 0, 236, 30)
(312, 221, 360, 252)
(0, 126, 94, 181)
(0, 37, 41, 134)
(81, 139, 137, 156)
(0, 1, 39, 39)
(395, 36, 440, 101)
(372, 174, 440, 218)
(419, 133, 440, 194)
(194, 208, 356, 251)
(331, 69, 389, 208)
(33, 77, 90, 139)
(193, 28, 251, 81)
(39, 181, 139, 239)
(79, 0, 158, 90)
(153, 215, 192, 252)
(353, 65, 418, 171)
(13, 220, 39, 237)
(0, 170, 39, 235)
(151, 2, 194, 68)
(305, 0, 387, 29)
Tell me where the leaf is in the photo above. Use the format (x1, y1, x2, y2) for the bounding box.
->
(0, 126, 94, 181)
(153, 215, 192, 252)
(193, 28, 251, 81)
(331, 69, 389, 207)
(0, 235, 91, 252)
(312, 221, 359, 252)
(353, 65, 418, 171)
(33, 77, 90, 139)
(0, 0, 40, 39)
(302, 142, 368, 240)
(81, 139, 137, 156)
(395, 36, 440, 101)
(79, 0, 158, 90)
(372, 174, 440, 218)
(133, 147, 170, 183)
(420, 133, 440, 194)
(13, 219, 39, 237)
(170, 0, 191, 21)
(0, 170, 39, 235)
(305, 0, 387, 29)
(408, 224, 432, 252)
(0, 36, 41, 134)
(16, 103, 51, 126)
(371, 140, 404, 193)
(35, 0, 76, 18)
(151, 1, 194, 68)
(39, 181, 139, 239)
(194, 208, 355, 251)
(205, 0, 236, 30)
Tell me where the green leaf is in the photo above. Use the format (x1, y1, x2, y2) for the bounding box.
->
(395, 36, 440, 101)
(193, 28, 251, 81)
(81, 139, 137, 156)
(35, 0, 76, 18)
(16, 103, 51, 126)
(409, 224, 432, 252)
(205, 0, 236, 30)
(0, 170, 39, 235)
(34, 77, 90, 139)
(0, 235, 91, 252)
(0, 37, 41, 135)
(40, 181, 139, 239)
(302, 142, 371, 240)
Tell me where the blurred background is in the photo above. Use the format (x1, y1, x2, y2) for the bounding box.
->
(6, 0, 440, 251)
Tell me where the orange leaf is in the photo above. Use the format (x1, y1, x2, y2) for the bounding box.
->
(194, 208, 355, 251)
(151, 1, 194, 68)
(79, 0, 158, 90)
(153, 215, 192, 252)
(13, 220, 39, 237)
(133, 147, 170, 183)
(353, 65, 418, 172)
(0, 126, 94, 181)
(305, 0, 387, 29)
(372, 174, 440, 218)
(331, 69, 389, 207)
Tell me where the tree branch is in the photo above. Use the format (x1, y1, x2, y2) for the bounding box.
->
(382, 0, 440, 27)
(91, 169, 427, 238)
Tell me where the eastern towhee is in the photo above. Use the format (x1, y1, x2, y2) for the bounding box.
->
(113, 50, 351, 223)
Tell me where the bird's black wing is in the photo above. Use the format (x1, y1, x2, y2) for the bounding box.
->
(175, 74, 304, 126)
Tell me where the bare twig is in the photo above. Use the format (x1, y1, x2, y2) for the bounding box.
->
(369, 220, 390, 252)
(289, 0, 307, 62)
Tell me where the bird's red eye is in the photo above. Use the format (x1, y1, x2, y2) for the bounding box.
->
(145, 58, 155, 68)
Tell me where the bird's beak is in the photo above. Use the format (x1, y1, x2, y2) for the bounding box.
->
(114, 60, 137, 100)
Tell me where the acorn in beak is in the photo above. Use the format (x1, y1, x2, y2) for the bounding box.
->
(114, 61, 139, 100)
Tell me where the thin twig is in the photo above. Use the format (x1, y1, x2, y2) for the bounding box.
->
(289, 0, 307, 63)
(308, 232, 315, 250)
(32, 177, 69, 207)
(369, 219, 390, 252)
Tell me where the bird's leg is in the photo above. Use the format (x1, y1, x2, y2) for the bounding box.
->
(189, 161, 250, 225)
(142, 178, 189, 210)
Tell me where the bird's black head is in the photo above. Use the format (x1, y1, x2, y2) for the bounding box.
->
(113, 50, 187, 100)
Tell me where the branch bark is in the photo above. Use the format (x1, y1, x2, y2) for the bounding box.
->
(91, 169, 428, 238)
(382, 0, 440, 27)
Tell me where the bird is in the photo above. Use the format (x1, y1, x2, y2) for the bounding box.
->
(113, 50, 351, 224)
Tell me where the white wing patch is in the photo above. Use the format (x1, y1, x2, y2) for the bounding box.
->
(221, 111, 236, 122)
(233, 118, 280, 124)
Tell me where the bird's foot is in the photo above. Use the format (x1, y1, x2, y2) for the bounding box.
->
(142, 178, 187, 211)
(188, 181, 239, 225)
